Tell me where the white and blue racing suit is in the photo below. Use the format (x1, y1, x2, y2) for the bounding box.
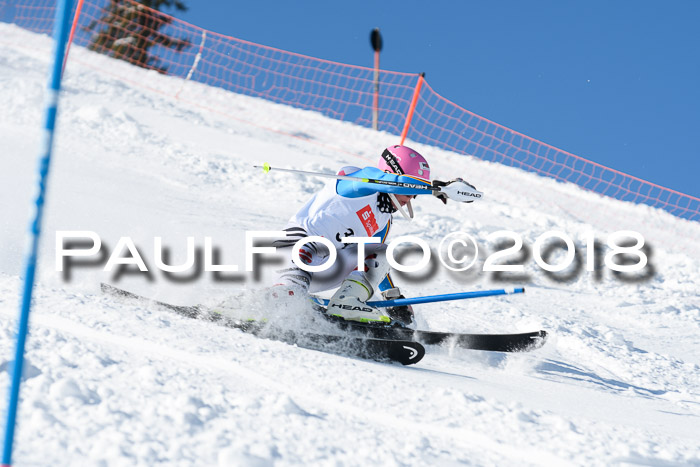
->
(273, 166, 431, 295)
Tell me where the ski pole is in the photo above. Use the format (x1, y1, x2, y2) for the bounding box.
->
(255, 162, 484, 202)
(315, 287, 524, 308)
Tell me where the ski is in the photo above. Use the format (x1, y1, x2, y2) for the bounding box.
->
(101, 283, 547, 353)
(323, 319, 546, 352)
(100, 283, 424, 365)
(310, 297, 546, 352)
(270, 329, 425, 365)
(309, 297, 546, 352)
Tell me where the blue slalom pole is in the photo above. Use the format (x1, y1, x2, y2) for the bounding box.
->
(370, 287, 525, 307)
(316, 287, 525, 308)
(2, 0, 74, 464)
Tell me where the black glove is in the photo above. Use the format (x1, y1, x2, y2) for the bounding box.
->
(381, 287, 414, 326)
(432, 178, 477, 204)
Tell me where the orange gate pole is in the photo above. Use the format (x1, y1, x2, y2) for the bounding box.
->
(61, 0, 85, 75)
(400, 72, 425, 145)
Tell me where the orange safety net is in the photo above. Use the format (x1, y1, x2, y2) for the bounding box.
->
(2, 0, 698, 222)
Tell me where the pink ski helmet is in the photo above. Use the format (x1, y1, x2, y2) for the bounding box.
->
(378, 145, 431, 183)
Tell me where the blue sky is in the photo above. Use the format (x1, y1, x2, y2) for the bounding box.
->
(175, 1, 699, 198)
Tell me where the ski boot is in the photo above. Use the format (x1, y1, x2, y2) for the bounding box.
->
(327, 271, 391, 324)
(381, 287, 414, 326)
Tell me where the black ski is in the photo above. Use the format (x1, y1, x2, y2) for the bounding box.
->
(271, 329, 425, 365)
(100, 283, 424, 365)
(310, 295, 546, 352)
(326, 319, 547, 352)
(100, 283, 546, 355)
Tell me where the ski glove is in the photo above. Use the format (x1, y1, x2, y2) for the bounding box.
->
(432, 178, 477, 204)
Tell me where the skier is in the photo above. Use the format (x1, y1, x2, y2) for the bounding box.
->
(271, 144, 475, 326)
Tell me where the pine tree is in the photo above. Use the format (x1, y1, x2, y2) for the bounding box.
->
(85, 0, 189, 74)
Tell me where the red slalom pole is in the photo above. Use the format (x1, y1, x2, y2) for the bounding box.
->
(61, 0, 85, 76)
(400, 72, 425, 145)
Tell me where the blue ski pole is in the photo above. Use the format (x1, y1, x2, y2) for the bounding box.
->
(315, 287, 525, 308)
(2, 0, 74, 464)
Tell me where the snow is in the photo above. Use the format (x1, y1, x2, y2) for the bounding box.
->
(1, 23, 699, 465)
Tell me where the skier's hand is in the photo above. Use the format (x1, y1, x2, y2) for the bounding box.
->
(432, 178, 479, 204)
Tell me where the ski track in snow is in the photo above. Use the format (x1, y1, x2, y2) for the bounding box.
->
(1, 24, 699, 466)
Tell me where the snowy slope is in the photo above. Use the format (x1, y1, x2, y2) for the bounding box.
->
(1, 23, 699, 466)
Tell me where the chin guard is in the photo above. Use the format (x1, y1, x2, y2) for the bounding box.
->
(388, 193, 414, 220)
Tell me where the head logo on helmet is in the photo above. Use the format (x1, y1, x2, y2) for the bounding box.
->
(378, 145, 431, 183)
